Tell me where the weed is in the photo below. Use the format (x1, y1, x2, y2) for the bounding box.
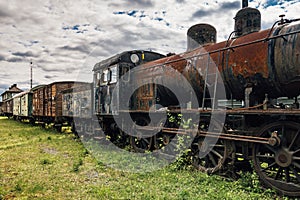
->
(13, 183, 22, 192)
(0, 187, 5, 200)
(72, 158, 83, 172)
(30, 184, 44, 193)
(237, 171, 275, 196)
(179, 190, 190, 200)
(40, 158, 53, 165)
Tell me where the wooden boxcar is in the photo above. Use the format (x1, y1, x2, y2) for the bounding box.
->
(31, 85, 46, 118)
(32, 82, 75, 125)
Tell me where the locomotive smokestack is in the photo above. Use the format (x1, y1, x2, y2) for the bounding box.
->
(242, 0, 248, 8)
(234, 0, 261, 37)
(187, 24, 216, 51)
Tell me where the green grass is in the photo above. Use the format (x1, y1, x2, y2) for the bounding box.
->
(0, 117, 284, 199)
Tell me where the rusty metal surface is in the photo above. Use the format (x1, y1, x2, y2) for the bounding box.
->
(134, 29, 272, 104)
(272, 21, 300, 98)
(208, 29, 270, 100)
(133, 55, 191, 110)
(133, 21, 300, 106)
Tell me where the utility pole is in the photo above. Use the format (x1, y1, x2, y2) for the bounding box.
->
(30, 60, 33, 89)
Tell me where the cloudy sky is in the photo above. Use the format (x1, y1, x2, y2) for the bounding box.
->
(0, 0, 299, 99)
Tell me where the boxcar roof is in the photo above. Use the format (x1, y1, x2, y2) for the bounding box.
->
(13, 90, 32, 98)
(48, 81, 76, 86)
(31, 84, 47, 91)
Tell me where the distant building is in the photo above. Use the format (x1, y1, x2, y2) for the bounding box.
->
(1, 84, 23, 101)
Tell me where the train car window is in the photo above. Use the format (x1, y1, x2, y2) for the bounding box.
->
(107, 69, 112, 82)
(110, 65, 118, 83)
(101, 69, 109, 85)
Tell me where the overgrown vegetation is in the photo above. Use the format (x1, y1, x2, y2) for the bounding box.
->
(0, 117, 284, 199)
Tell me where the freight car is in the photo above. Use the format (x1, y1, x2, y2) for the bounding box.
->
(0, 81, 89, 131)
(2, 98, 14, 118)
(31, 81, 77, 131)
(61, 82, 93, 136)
(89, 1, 300, 196)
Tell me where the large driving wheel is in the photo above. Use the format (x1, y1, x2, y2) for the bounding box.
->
(253, 121, 300, 196)
(191, 120, 228, 174)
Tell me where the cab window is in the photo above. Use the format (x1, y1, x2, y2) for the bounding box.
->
(110, 65, 118, 83)
(102, 69, 109, 83)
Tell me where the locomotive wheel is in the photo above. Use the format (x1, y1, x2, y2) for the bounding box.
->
(191, 137, 228, 174)
(130, 117, 153, 153)
(253, 121, 300, 196)
(191, 120, 228, 174)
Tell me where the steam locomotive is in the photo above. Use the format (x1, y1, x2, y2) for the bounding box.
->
(1, 0, 300, 196)
(89, 2, 300, 196)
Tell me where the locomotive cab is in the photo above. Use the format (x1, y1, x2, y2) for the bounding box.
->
(93, 50, 165, 116)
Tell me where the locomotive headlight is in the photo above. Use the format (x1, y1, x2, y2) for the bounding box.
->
(130, 54, 139, 64)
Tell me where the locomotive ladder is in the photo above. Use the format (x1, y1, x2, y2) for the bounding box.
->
(201, 51, 221, 110)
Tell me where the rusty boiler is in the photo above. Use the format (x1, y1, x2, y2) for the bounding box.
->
(134, 5, 300, 108)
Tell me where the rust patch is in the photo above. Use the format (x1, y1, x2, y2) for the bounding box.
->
(227, 31, 269, 78)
